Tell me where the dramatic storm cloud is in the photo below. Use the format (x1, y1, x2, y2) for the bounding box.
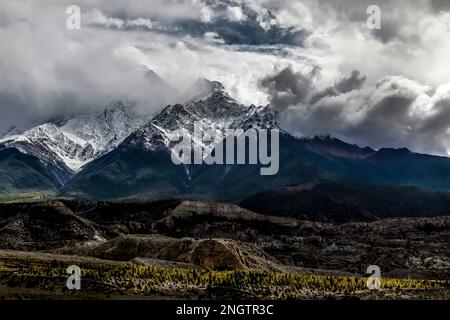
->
(260, 66, 316, 111)
(264, 68, 450, 155)
(0, 0, 450, 155)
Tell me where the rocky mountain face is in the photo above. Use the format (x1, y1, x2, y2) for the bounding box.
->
(123, 79, 277, 158)
(62, 80, 282, 200)
(0, 101, 145, 184)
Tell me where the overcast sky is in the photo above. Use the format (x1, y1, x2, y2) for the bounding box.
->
(1, 0, 450, 155)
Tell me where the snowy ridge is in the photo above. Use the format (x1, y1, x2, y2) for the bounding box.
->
(124, 80, 279, 163)
(0, 101, 145, 174)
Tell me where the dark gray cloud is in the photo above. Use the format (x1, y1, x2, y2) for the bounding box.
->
(85, 0, 310, 46)
(311, 70, 366, 104)
(429, 0, 450, 12)
(272, 73, 450, 155)
(261, 67, 366, 109)
(259, 64, 450, 155)
(0, 91, 37, 135)
(335, 70, 367, 93)
(419, 99, 450, 137)
(173, 20, 308, 46)
(260, 66, 316, 111)
(371, 19, 401, 43)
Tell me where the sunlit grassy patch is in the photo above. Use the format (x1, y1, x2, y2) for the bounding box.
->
(1, 255, 449, 299)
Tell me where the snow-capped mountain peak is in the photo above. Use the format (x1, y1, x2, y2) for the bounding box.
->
(0, 100, 145, 181)
(123, 82, 279, 161)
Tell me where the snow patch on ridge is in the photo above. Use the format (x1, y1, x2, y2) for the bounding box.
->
(0, 101, 145, 172)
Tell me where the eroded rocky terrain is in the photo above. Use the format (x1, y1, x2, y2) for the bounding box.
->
(0, 199, 449, 299)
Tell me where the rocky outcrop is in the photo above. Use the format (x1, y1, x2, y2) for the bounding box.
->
(75, 234, 281, 271)
(0, 201, 105, 250)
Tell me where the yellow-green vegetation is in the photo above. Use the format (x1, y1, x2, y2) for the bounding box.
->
(1, 254, 449, 299)
(0, 191, 55, 203)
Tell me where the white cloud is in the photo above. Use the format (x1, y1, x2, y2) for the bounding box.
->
(226, 6, 246, 22)
(203, 32, 225, 44)
(200, 6, 215, 23)
(84, 8, 125, 29)
(84, 10, 154, 30)
(125, 18, 153, 29)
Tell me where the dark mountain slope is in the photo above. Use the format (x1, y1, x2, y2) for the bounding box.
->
(0, 147, 62, 196)
(63, 144, 189, 200)
(240, 179, 450, 222)
(354, 148, 450, 189)
(62, 131, 350, 201)
(63, 130, 450, 203)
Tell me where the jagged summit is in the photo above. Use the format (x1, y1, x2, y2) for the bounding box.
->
(179, 78, 234, 103)
(122, 82, 279, 157)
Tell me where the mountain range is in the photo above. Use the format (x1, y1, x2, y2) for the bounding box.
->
(2, 72, 450, 220)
